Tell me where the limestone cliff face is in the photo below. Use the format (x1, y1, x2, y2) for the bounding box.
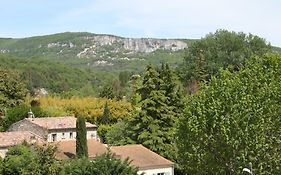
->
(91, 35, 187, 53)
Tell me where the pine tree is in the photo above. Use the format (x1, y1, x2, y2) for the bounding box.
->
(98, 102, 111, 125)
(76, 116, 88, 158)
(127, 64, 180, 160)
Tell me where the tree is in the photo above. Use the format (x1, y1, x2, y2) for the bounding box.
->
(179, 29, 271, 92)
(1, 143, 61, 175)
(1, 105, 47, 131)
(98, 102, 111, 125)
(126, 64, 182, 160)
(177, 54, 281, 174)
(76, 116, 88, 158)
(0, 68, 28, 114)
(99, 85, 115, 99)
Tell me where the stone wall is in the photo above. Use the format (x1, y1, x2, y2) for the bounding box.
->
(8, 119, 48, 140)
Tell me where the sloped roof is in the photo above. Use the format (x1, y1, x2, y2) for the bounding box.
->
(54, 139, 107, 160)
(0, 131, 44, 148)
(111, 144, 174, 170)
(25, 116, 96, 130)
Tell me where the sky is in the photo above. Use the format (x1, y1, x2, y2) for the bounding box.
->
(0, 0, 280, 46)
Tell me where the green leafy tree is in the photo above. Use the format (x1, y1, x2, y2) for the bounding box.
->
(1, 144, 61, 175)
(1, 105, 47, 131)
(97, 124, 112, 143)
(106, 120, 133, 146)
(0, 68, 28, 114)
(76, 116, 88, 158)
(177, 54, 281, 174)
(179, 29, 271, 92)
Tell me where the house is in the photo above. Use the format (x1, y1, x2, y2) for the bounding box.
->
(111, 145, 174, 175)
(0, 131, 43, 158)
(8, 116, 97, 142)
(55, 140, 174, 175)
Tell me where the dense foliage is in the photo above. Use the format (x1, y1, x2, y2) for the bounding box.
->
(76, 116, 88, 158)
(38, 96, 132, 123)
(177, 54, 281, 174)
(110, 64, 183, 161)
(0, 54, 98, 93)
(179, 29, 271, 93)
(0, 144, 139, 175)
(0, 105, 47, 131)
(0, 68, 27, 114)
(0, 144, 61, 175)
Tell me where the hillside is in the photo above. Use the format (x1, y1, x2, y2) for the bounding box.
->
(0, 32, 195, 73)
(0, 32, 280, 94)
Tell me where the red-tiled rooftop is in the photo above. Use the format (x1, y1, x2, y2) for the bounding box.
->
(111, 144, 174, 170)
(25, 116, 96, 130)
(54, 139, 107, 160)
(0, 131, 44, 148)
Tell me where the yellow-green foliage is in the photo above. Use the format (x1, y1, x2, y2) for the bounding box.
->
(39, 96, 132, 123)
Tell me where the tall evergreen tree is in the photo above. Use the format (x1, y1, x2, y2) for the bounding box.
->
(98, 102, 111, 125)
(127, 64, 182, 160)
(76, 116, 88, 158)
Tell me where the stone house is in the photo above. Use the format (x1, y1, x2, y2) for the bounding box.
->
(8, 116, 97, 142)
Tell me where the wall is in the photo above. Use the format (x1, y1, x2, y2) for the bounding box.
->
(138, 166, 174, 175)
(8, 119, 48, 140)
(47, 128, 97, 142)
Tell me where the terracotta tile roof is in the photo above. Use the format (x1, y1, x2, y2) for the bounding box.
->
(54, 139, 107, 160)
(25, 116, 96, 130)
(111, 144, 174, 170)
(0, 131, 44, 148)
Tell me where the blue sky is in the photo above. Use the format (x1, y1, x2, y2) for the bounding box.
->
(1, 0, 280, 46)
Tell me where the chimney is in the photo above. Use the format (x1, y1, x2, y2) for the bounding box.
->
(27, 109, 34, 119)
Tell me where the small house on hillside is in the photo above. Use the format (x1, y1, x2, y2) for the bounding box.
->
(0, 131, 43, 158)
(8, 116, 97, 142)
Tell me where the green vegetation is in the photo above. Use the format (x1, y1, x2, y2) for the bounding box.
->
(62, 151, 139, 175)
(106, 64, 184, 162)
(0, 105, 47, 131)
(76, 116, 88, 158)
(1, 29, 281, 174)
(0, 54, 100, 93)
(0, 144, 138, 175)
(179, 29, 272, 93)
(0, 144, 61, 175)
(0, 68, 28, 114)
(177, 54, 281, 174)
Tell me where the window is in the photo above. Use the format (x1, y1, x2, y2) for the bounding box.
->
(70, 132, 73, 139)
(157, 173, 164, 175)
(51, 134, 57, 142)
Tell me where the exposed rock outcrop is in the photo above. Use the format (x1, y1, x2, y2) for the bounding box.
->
(91, 35, 187, 53)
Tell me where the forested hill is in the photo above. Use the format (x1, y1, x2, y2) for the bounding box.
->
(0, 32, 280, 94)
(0, 32, 194, 72)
